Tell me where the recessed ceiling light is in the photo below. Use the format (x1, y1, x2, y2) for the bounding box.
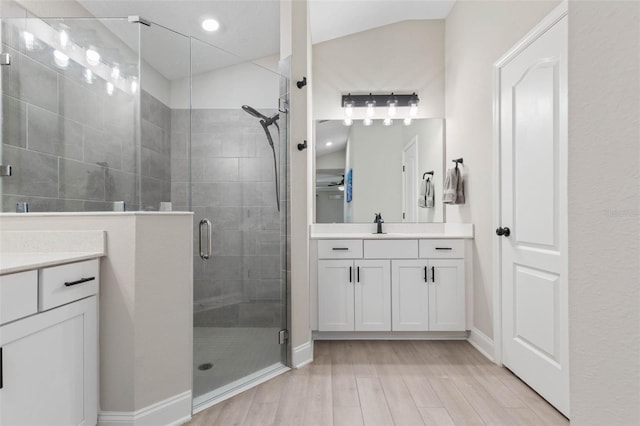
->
(202, 19, 220, 32)
(325, 141, 333, 147)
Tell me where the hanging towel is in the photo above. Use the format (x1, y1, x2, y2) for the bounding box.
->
(443, 167, 465, 204)
(418, 178, 435, 208)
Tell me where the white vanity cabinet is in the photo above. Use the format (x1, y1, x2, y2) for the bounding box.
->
(316, 237, 466, 335)
(317, 244, 391, 332)
(0, 259, 99, 426)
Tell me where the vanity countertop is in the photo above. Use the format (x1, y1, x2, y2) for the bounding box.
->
(0, 252, 105, 275)
(310, 223, 474, 240)
(0, 230, 107, 275)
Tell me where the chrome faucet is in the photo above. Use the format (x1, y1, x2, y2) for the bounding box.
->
(373, 213, 384, 234)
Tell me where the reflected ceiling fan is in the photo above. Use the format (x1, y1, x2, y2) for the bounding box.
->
(328, 175, 345, 187)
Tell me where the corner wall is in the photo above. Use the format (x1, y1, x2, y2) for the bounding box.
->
(444, 0, 560, 338)
(567, 1, 640, 423)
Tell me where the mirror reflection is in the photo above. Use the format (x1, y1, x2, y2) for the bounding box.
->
(315, 118, 444, 223)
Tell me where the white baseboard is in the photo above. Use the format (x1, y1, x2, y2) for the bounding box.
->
(468, 328, 495, 362)
(98, 390, 192, 426)
(291, 340, 313, 368)
(312, 331, 469, 340)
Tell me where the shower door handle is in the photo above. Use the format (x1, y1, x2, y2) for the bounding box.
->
(199, 219, 212, 260)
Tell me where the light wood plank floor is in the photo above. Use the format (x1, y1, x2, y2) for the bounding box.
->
(187, 340, 569, 426)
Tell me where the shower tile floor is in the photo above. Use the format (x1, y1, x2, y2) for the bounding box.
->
(193, 326, 282, 398)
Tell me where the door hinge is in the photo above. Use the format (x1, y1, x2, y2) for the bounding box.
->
(278, 329, 289, 345)
(1, 53, 11, 66)
(128, 16, 151, 26)
(403, 212, 406, 219)
(0, 165, 12, 177)
(402, 165, 405, 172)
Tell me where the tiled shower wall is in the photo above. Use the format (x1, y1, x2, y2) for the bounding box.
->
(173, 108, 284, 327)
(0, 24, 171, 212)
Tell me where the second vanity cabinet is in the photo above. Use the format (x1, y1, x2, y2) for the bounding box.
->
(317, 238, 466, 333)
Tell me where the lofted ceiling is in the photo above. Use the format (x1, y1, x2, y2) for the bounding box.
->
(71, 0, 454, 80)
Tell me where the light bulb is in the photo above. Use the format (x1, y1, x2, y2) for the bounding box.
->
(106, 82, 114, 96)
(383, 117, 392, 126)
(345, 104, 353, 117)
(53, 50, 69, 68)
(366, 103, 375, 117)
(410, 104, 418, 117)
(23, 31, 34, 51)
(388, 103, 397, 117)
(202, 19, 220, 32)
(111, 66, 120, 80)
(86, 49, 100, 66)
(343, 118, 353, 126)
(338, 186, 345, 191)
(325, 141, 333, 147)
(131, 79, 138, 94)
(363, 117, 372, 126)
(60, 30, 68, 49)
(84, 69, 93, 84)
(403, 118, 412, 126)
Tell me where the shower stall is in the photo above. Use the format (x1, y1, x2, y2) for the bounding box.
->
(0, 12, 289, 411)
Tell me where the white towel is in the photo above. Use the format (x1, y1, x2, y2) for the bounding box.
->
(443, 167, 465, 204)
(418, 178, 435, 208)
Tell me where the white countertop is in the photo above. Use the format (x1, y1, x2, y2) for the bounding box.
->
(0, 230, 107, 275)
(310, 223, 474, 239)
(0, 252, 105, 275)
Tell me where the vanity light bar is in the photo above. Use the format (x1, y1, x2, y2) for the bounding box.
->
(340, 92, 419, 109)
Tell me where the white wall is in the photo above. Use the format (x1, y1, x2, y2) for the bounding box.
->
(141, 60, 171, 106)
(349, 121, 404, 222)
(408, 119, 444, 223)
(170, 56, 280, 110)
(316, 149, 345, 169)
(313, 20, 444, 120)
(568, 1, 640, 424)
(444, 0, 560, 338)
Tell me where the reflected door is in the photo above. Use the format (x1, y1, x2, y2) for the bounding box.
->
(499, 13, 569, 416)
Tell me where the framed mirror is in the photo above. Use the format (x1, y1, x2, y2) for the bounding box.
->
(315, 118, 444, 223)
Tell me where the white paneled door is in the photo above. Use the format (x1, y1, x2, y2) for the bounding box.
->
(497, 7, 569, 417)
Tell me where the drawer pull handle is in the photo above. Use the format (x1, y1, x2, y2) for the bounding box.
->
(435, 247, 452, 250)
(332, 247, 349, 251)
(64, 276, 96, 287)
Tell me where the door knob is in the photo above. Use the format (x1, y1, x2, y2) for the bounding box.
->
(496, 227, 511, 237)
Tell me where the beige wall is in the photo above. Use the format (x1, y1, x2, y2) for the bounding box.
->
(444, 0, 560, 338)
(0, 213, 193, 414)
(313, 20, 445, 120)
(568, 1, 640, 423)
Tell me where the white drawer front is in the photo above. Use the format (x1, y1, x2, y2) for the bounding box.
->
(39, 259, 99, 311)
(419, 239, 465, 258)
(318, 240, 363, 259)
(364, 240, 418, 259)
(0, 270, 38, 325)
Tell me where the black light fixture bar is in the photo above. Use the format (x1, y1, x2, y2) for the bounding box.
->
(341, 92, 419, 108)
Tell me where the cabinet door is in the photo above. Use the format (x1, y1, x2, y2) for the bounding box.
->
(391, 260, 429, 331)
(0, 296, 97, 426)
(428, 259, 465, 331)
(318, 260, 354, 331)
(354, 260, 391, 331)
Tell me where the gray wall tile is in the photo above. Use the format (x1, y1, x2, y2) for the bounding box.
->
(2, 95, 26, 148)
(2, 47, 58, 113)
(58, 158, 105, 201)
(2, 146, 58, 197)
(58, 76, 103, 129)
(84, 126, 123, 169)
(27, 105, 83, 160)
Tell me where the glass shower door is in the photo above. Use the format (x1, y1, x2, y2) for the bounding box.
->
(189, 37, 288, 409)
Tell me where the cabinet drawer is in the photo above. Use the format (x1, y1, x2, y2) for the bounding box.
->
(0, 270, 38, 325)
(318, 240, 363, 259)
(364, 240, 418, 259)
(39, 259, 99, 311)
(419, 239, 465, 258)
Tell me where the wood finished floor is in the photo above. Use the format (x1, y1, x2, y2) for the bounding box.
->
(187, 340, 568, 426)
